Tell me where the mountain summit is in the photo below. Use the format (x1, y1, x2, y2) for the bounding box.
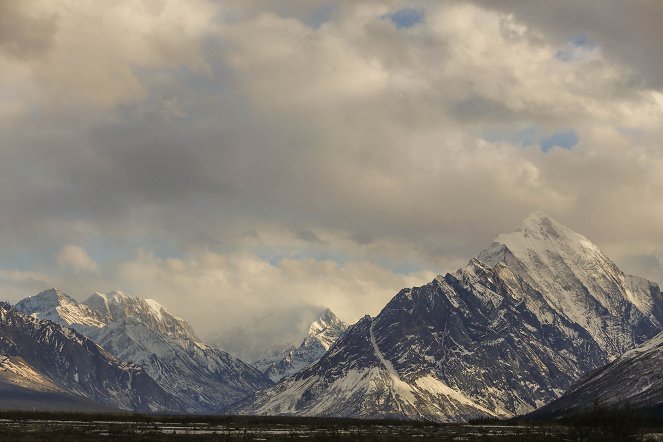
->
(230, 212, 663, 421)
(83, 291, 200, 342)
(15, 289, 107, 333)
(254, 308, 348, 382)
(480, 211, 663, 356)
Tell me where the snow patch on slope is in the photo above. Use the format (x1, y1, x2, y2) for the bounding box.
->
(369, 320, 416, 405)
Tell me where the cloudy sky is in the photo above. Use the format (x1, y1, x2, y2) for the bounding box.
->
(1, 0, 662, 353)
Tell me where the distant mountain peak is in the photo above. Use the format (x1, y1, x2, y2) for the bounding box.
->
(31, 288, 71, 304)
(82, 291, 199, 342)
(308, 308, 344, 338)
(15, 288, 106, 331)
(1, 302, 178, 412)
(12, 289, 272, 413)
(254, 307, 349, 382)
(107, 289, 129, 298)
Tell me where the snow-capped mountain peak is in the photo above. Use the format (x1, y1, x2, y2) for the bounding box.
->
(254, 308, 348, 382)
(143, 298, 167, 320)
(1, 302, 177, 412)
(493, 211, 601, 262)
(307, 308, 347, 350)
(82, 291, 199, 342)
(15, 288, 106, 331)
(479, 211, 663, 357)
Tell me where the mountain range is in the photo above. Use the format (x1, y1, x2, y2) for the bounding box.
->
(12, 289, 272, 413)
(1, 211, 662, 420)
(228, 212, 663, 421)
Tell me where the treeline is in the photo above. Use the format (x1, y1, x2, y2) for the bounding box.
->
(471, 401, 663, 429)
(0, 409, 439, 427)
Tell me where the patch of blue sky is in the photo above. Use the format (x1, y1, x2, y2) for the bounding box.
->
(260, 250, 348, 267)
(539, 130, 579, 152)
(0, 250, 52, 272)
(512, 126, 539, 146)
(383, 8, 425, 29)
(482, 126, 578, 152)
(555, 33, 597, 61)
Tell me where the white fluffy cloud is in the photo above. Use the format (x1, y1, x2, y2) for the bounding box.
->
(114, 249, 434, 336)
(56, 244, 99, 273)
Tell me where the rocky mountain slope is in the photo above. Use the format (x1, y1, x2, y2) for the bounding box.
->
(0, 302, 177, 412)
(532, 330, 663, 417)
(229, 212, 663, 422)
(254, 308, 348, 382)
(14, 291, 272, 413)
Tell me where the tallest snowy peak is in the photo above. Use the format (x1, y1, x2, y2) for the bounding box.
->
(477, 211, 663, 357)
(519, 210, 570, 236)
(523, 209, 554, 224)
(516, 210, 574, 238)
(493, 211, 599, 261)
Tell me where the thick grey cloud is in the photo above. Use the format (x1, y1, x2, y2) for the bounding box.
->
(474, 0, 663, 88)
(0, 2, 57, 59)
(0, 0, 662, 352)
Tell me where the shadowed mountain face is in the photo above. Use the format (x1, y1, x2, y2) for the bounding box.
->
(532, 330, 663, 417)
(0, 302, 178, 412)
(13, 291, 273, 413)
(229, 212, 663, 422)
